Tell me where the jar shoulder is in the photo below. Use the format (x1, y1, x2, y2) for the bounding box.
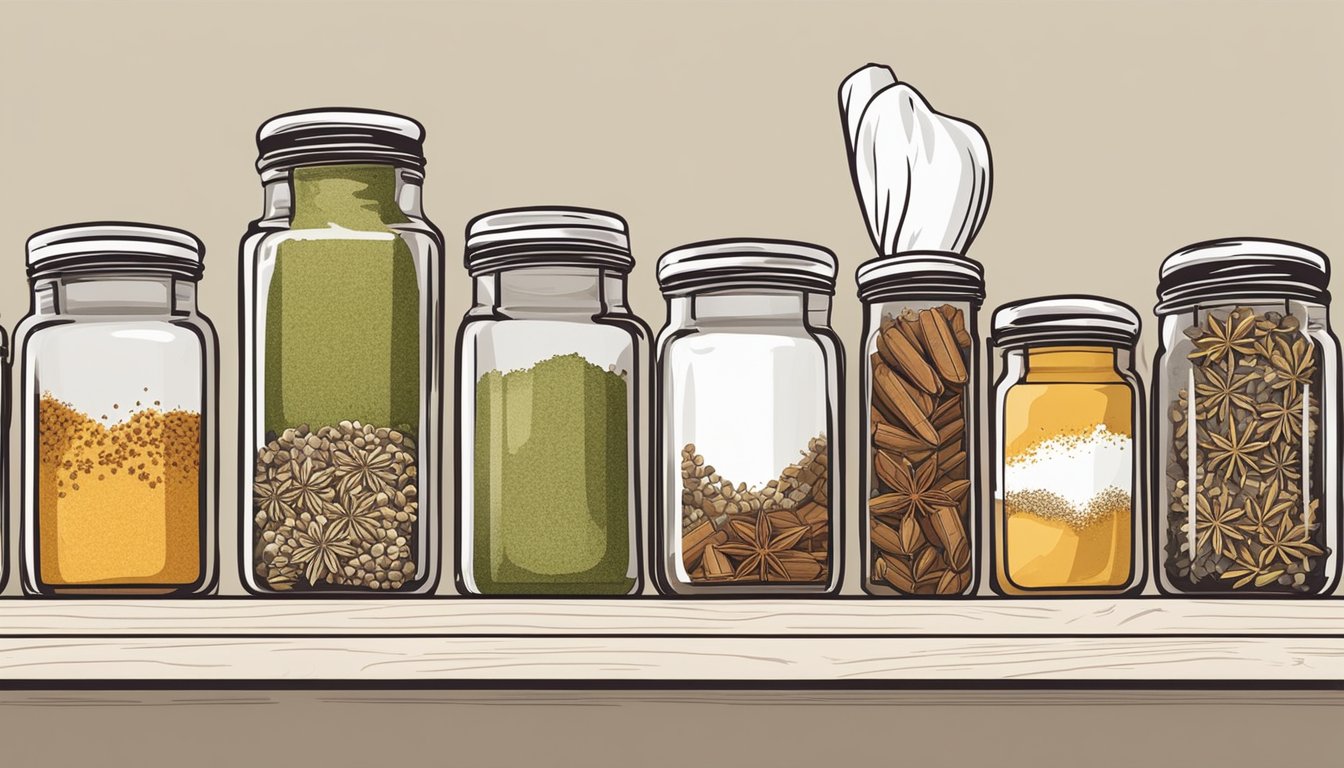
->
(15, 314, 216, 353)
(242, 218, 443, 254)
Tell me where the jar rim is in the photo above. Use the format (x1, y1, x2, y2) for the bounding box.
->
(992, 294, 1141, 348)
(855, 251, 985, 305)
(1156, 237, 1329, 313)
(657, 238, 837, 296)
(256, 107, 426, 181)
(464, 206, 634, 275)
(26, 222, 204, 280)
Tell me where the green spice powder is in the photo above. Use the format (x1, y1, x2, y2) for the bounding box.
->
(473, 353, 634, 594)
(263, 165, 421, 434)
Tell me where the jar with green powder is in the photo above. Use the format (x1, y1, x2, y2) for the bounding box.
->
(456, 207, 648, 596)
(240, 109, 442, 595)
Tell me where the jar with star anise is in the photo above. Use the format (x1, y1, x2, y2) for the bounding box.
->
(241, 109, 443, 595)
(1154, 238, 1340, 595)
(654, 239, 841, 595)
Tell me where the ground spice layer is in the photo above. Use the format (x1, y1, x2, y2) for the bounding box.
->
(38, 394, 202, 586)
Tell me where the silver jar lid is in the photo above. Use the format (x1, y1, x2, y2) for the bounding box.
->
(1156, 237, 1329, 312)
(992, 295, 1141, 348)
(26, 222, 204, 280)
(464, 207, 634, 276)
(855, 251, 985, 305)
(657, 239, 837, 296)
(256, 108, 426, 181)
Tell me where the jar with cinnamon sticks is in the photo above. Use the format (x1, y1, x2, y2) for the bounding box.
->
(857, 254, 983, 596)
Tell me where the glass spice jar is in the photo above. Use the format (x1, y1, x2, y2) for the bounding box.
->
(240, 109, 443, 595)
(19, 223, 218, 596)
(456, 207, 647, 596)
(1154, 238, 1339, 596)
(989, 296, 1145, 596)
(857, 253, 983, 597)
(653, 239, 842, 595)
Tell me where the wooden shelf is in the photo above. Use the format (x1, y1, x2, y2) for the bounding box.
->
(0, 598, 1339, 684)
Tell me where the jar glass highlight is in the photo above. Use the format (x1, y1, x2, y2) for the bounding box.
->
(990, 296, 1145, 596)
(456, 207, 646, 596)
(1154, 239, 1339, 595)
(240, 109, 443, 595)
(857, 253, 983, 597)
(654, 240, 841, 595)
(19, 223, 217, 596)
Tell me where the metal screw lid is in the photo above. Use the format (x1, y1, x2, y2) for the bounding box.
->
(256, 108, 426, 181)
(992, 295, 1141, 348)
(657, 238, 837, 296)
(855, 251, 985, 305)
(26, 221, 204, 281)
(1156, 237, 1329, 313)
(464, 206, 634, 276)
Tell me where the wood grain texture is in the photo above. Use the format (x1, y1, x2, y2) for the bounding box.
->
(0, 597, 1339, 635)
(0, 599, 1339, 682)
(0, 635, 1342, 681)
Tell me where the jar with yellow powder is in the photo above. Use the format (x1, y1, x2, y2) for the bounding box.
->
(989, 296, 1145, 596)
(18, 223, 218, 596)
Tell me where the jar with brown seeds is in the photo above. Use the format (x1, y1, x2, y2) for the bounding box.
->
(655, 239, 842, 595)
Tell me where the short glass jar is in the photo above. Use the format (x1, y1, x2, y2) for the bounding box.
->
(857, 253, 983, 597)
(990, 296, 1145, 596)
(1154, 238, 1339, 595)
(19, 223, 218, 596)
(654, 240, 841, 595)
(240, 109, 443, 595)
(456, 207, 647, 596)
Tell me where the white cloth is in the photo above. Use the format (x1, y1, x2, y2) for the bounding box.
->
(840, 64, 992, 256)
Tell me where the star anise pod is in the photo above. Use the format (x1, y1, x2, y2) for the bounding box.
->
(869, 456, 953, 519)
(288, 457, 337, 514)
(1268, 337, 1316, 392)
(333, 444, 398, 493)
(1258, 513, 1323, 568)
(1256, 443, 1301, 489)
(1242, 478, 1294, 537)
(1253, 388, 1304, 443)
(1194, 491, 1245, 558)
(1189, 309, 1257, 365)
(1221, 545, 1286, 590)
(717, 509, 815, 582)
(1200, 417, 1268, 484)
(1193, 363, 1256, 422)
(328, 486, 383, 543)
(254, 474, 299, 523)
(290, 521, 357, 584)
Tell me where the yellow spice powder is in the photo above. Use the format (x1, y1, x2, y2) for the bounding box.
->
(39, 394, 201, 587)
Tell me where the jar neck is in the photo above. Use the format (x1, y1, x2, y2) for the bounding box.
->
(31, 273, 199, 316)
(1018, 345, 1127, 383)
(262, 163, 424, 226)
(669, 289, 826, 327)
(475, 265, 631, 315)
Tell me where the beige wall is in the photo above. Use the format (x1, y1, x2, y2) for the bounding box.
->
(0, 0, 1340, 595)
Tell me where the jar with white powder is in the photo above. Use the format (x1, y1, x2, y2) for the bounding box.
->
(989, 296, 1146, 596)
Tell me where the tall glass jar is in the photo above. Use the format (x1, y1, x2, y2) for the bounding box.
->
(653, 240, 841, 595)
(857, 253, 983, 597)
(1154, 238, 1339, 595)
(456, 207, 647, 596)
(19, 223, 217, 596)
(240, 109, 442, 595)
(989, 297, 1145, 596)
